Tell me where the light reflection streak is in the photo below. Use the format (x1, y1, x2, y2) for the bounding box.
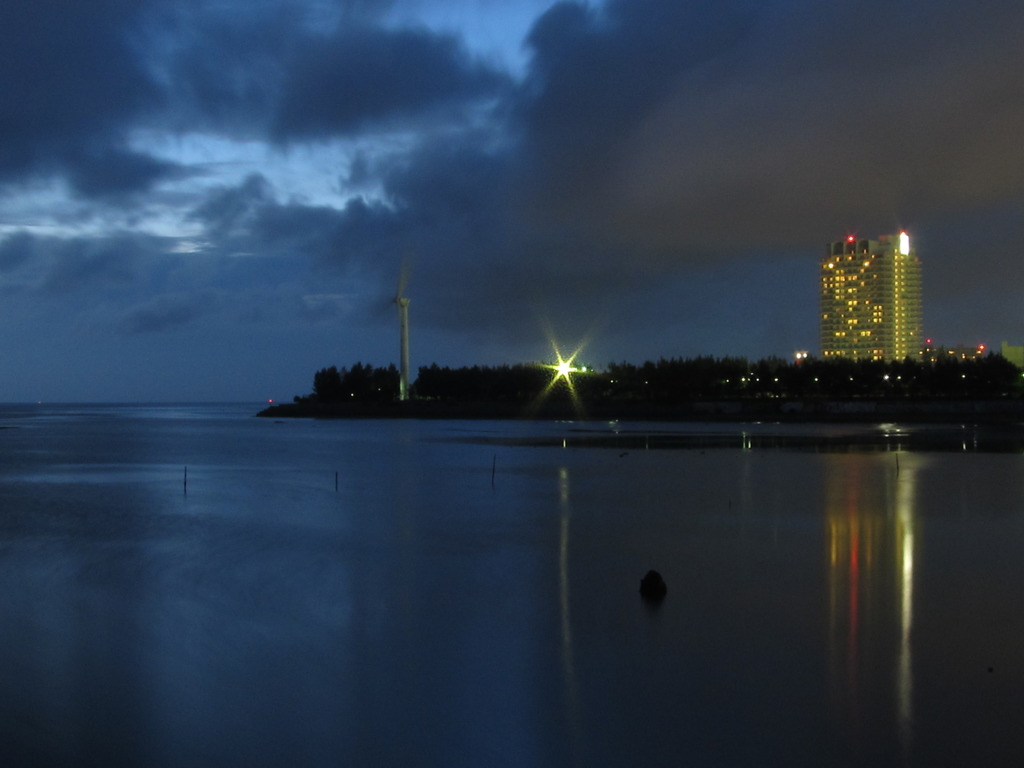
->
(558, 466, 584, 761)
(825, 452, 920, 755)
(895, 455, 917, 757)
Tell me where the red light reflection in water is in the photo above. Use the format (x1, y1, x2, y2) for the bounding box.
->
(825, 452, 919, 756)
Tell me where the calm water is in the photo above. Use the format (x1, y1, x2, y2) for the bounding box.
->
(1, 404, 1022, 766)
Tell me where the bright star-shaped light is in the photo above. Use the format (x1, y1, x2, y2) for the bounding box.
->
(541, 347, 587, 405)
(525, 332, 594, 418)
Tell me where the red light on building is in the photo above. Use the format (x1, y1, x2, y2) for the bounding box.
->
(846, 235, 856, 242)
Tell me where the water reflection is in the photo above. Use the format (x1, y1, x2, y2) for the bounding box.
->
(5, 409, 1024, 765)
(825, 451, 923, 757)
(895, 457, 916, 753)
(558, 466, 584, 763)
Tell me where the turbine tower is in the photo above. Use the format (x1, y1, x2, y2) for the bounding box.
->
(394, 265, 411, 401)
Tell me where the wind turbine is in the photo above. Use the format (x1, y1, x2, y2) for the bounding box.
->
(394, 261, 411, 401)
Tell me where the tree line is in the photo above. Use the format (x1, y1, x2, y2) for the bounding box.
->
(298, 354, 1023, 405)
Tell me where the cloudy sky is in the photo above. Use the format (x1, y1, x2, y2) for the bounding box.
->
(2, 0, 1023, 402)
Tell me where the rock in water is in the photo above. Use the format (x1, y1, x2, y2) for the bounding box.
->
(639, 570, 667, 601)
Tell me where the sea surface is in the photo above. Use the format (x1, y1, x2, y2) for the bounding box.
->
(1, 403, 1023, 766)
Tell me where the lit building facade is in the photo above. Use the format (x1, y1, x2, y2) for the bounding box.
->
(820, 232, 922, 361)
(1000, 342, 1024, 368)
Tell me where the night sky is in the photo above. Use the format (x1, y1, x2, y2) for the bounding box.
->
(2, 0, 1023, 402)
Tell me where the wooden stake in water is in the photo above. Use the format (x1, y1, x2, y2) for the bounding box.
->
(183, 465, 188, 495)
(491, 454, 496, 490)
(335, 471, 339, 492)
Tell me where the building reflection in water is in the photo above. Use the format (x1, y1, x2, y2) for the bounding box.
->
(825, 450, 922, 756)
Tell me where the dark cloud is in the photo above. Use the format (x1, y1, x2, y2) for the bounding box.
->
(3, 0, 1024, 400)
(351, 138, 644, 347)
(166, 0, 1024, 352)
(146, 2, 508, 142)
(234, 192, 404, 269)
(190, 171, 413, 273)
(65, 147, 187, 199)
(273, 25, 509, 139)
(0, 0, 160, 192)
(0, 230, 180, 300)
(122, 291, 216, 333)
(294, 0, 1024, 357)
(191, 173, 275, 237)
(522, 0, 754, 146)
(0, 231, 36, 272)
(343, 150, 375, 189)
(517, 0, 756, 230)
(250, 200, 351, 262)
(2, 1, 509, 197)
(380, 140, 510, 241)
(147, 1, 298, 137)
(0, 223, 318, 336)
(1, 231, 132, 292)
(39, 236, 142, 295)
(512, 0, 1024, 252)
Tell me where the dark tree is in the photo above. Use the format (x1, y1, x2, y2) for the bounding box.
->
(313, 366, 344, 403)
(301, 353, 1023, 407)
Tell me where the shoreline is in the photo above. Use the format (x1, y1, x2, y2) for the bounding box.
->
(257, 397, 1024, 424)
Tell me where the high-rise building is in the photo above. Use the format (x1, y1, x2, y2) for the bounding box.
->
(820, 232, 922, 361)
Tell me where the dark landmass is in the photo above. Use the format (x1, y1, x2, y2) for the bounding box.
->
(259, 355, 1024, 425)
